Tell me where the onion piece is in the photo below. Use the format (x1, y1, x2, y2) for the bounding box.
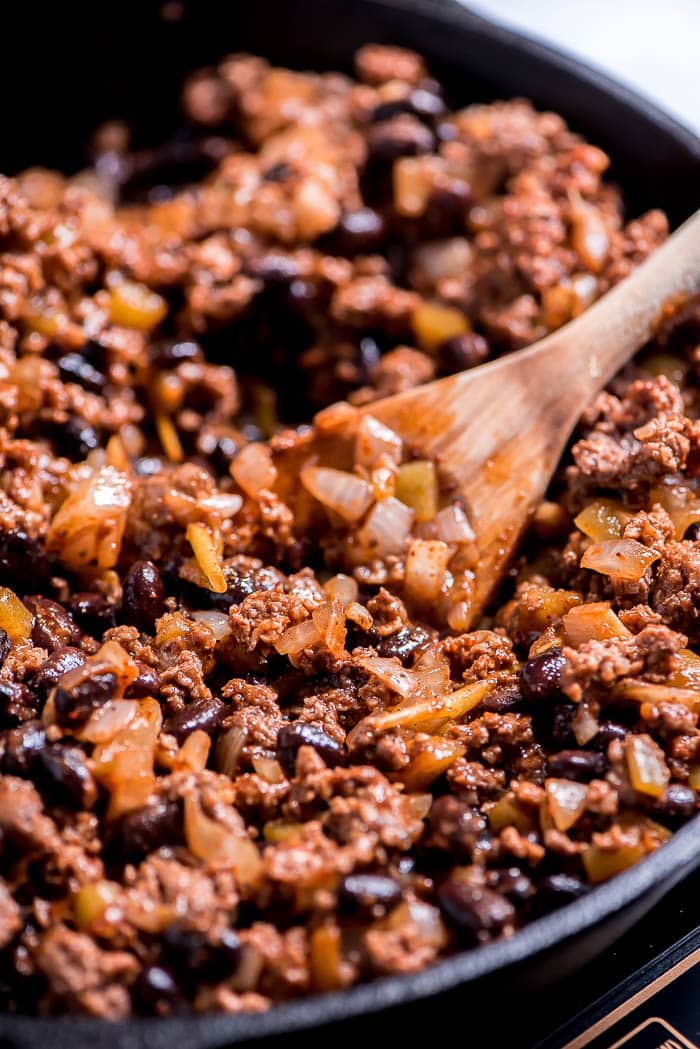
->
(413, 238, 473, 283)
(311, 600, 347, 656)
(395, 461, 438, 523)
(650, 483, 700, 540)
(614, 679, 700, 709)
(177, 730, 211, 772)
(0, 588, 33, 643)
(323, 574, 358, 606)
(47, 465, 132, 572)
(191, 609, 232, 641)
(108, 279, 167, 330)
(275, 618, 320, 657)
(563, 602, 631, 646)
(310, 925, 344, 992)
(625, 734, 670, 798)
(572, 703, 600, 746)
(186, 523, 227, 594)
(545, 778, 588, 832)
(78, 699, 140, 743)
(404, 539, 450, 604)
(398, 737, 465, 790)
(231, 443, 277, 497)
(301, 465, 373, 523)
(252, 755, 286, 784)
(357, 497, 414, 558)
(574, 500, 629, 542)
(583, 841, 645, 884)
(345, 601, 373, 631)
(183, 792, 263, 888)
(580, 539, 659, 581)
(352, 677, 492, 738)
(569, 191, 609, 273)
(431, 504, 475, 544)
(155, 414, 184, 463)
(412, 300, 469, 352)
(355, 655, 416, 696)
(215, 725, 247, 778)
(355, 415, 402, 470)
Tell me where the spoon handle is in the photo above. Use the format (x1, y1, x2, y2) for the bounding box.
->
(535, 208, 700, 393)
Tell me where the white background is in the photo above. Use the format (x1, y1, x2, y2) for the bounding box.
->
(464, 0, 700, 135)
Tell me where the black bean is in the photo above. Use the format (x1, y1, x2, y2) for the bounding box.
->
(482, 686, 527, 714)
(262, 161, 293, 182)
(590, 720, 628, 752)
(277, 722, 345, 776)
(0, 529, 51, 593)
(533, 873, 589, 916)
(242, 254, 300, 285)
(653, 783, 697, 824)
(111, 800, 183, 858)
(25, 597, 81, 652)
(486, 867, 534, 904)
(68, 592, 116, 636)
(57, 353, 106, 394)
(126, 662, 160, 698)
(120, 560, 165, 633)
(546, 749, 605, 782)
(376, 625, 430, 661)
(164, 697, 225, 742)
(338, 873, 402, 917)
(37, 744, 97, 809)
(161, 924, 241, 981)
(193, 563, 282, 612)
(0, 629, 10, 669)
(32, 646, 87, 698)
(53, 667, 118, 724)
(149, 340, 203, 368)
(367, 115, 435, 161)
(427, 795, 486, 857)
(520, 648, 566, 701)
(134, 456, 165, 477)
(0, 720, 47, 776)
(437, 880, 515, 942)
(60, 417, 101, 461)
(0, 681, 37, 726)
(330, 208, 386, 256)
(549, 703, 576, 747)
(437, 333, 489, 376)
(408, 87, 446, 119)
(134, 966, 183, 1016)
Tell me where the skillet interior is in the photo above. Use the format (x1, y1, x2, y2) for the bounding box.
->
(0, 1, 699, 1045)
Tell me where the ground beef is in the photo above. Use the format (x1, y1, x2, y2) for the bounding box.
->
(0, 41, 697, 1022)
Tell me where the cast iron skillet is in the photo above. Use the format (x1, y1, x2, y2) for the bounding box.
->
(1, 2, 700, 1046)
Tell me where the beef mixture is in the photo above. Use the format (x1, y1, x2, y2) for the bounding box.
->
(0, 43, 698, 1019)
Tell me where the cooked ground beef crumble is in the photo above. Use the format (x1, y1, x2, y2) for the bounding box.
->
(0, 42, 698, 1018)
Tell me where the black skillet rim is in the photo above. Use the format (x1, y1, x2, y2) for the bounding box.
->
(2, 0, 700, 1044)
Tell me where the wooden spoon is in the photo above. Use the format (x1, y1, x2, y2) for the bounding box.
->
(280, 209, 700, 626)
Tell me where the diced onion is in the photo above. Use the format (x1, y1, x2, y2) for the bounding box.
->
(177, 730, 211, 772)
(183, 791, 263, 888)
(404, 539, 450, 604)
(323, 574, 358, 606)
(583, 842, 645, 884)
(108, 279, 167, 330)
(275, 618, 320, 657)
(545, 778, 588, 832)
(191, 609, 232, 641)
(252, 755, 286, 784)
(345, 601, 373, 631)
(574, 500, 629, 542)
(301, 465, 373, 523)
(580, 539, 659, 581)
(215, 725, 247, 778)
(570, 193, 609, 273)
(431, 504, 475, 544)
(311, 600, 347, 656)
(231, 443, 277, 497)
(650, 484, 700, 540)
(310, 925, 344, 992)
(186, 523, 227, 594)
(563, 602, 631, 646)
(155, 414, 184, 463)
(614, 680, 700, 709)
(412, 300, 469, 352)
(625, 734, 670, 798)
(355, 655, 416, 696)
(351, 677, 491, 738)
(399, 737, 465, 790)
(413, 238, 473, 283)
(357, 497, 414, 558)
(355, 415, 402, 470)
(47, 465, 132, 572)
(78, 699, 140, 743)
